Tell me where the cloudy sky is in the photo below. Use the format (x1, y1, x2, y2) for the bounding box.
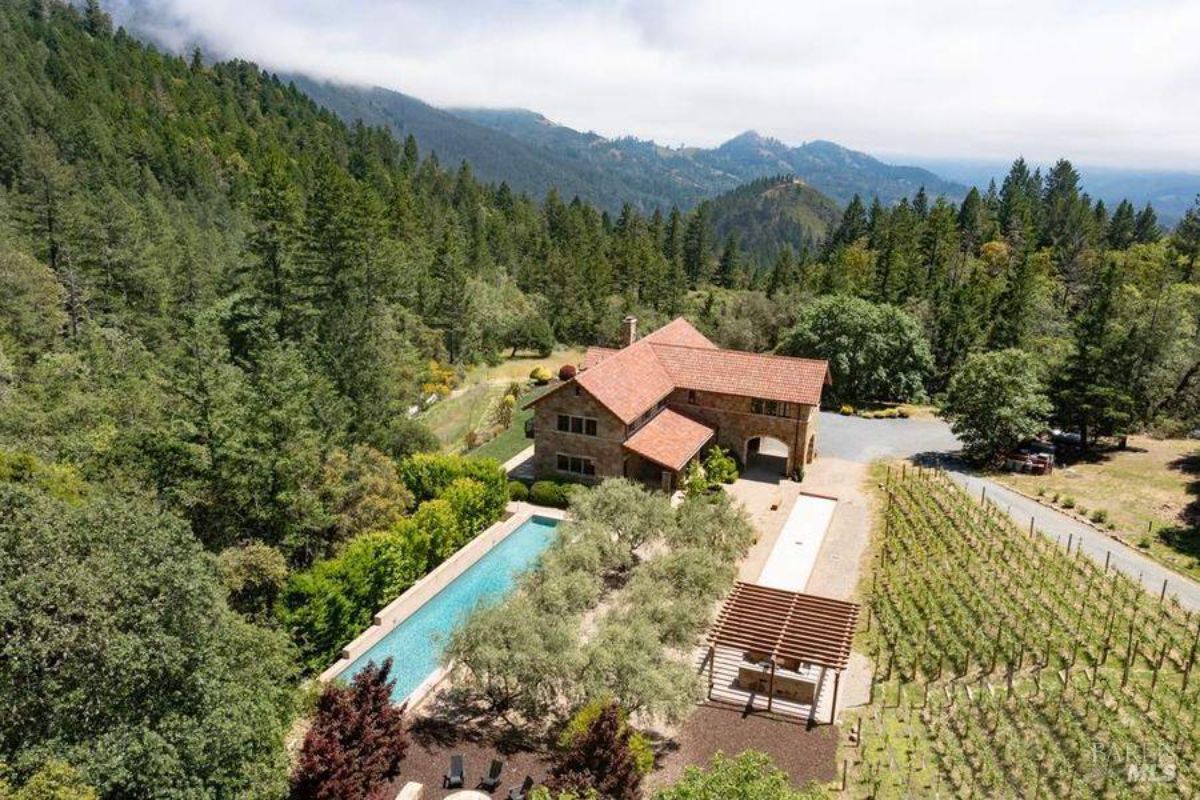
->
(108, 0, 1200, 170)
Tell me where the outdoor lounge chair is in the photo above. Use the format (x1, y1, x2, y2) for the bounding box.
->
(444, 755, 465, 789)
(507, 776, 534, 800)
(480, 759, 504, 791)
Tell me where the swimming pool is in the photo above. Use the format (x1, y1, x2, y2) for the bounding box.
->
(340, 514, 560, 704)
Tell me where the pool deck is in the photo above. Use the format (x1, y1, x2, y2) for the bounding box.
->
(319, 502, 567, 704)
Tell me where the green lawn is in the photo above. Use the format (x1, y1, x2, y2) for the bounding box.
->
(468, 383, 556, 464)
(418, 348, 583, 455)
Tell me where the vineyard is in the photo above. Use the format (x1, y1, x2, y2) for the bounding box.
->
(846, 465, 1200, 798)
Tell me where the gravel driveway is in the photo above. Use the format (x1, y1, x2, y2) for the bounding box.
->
(817, 412, 1200, 611)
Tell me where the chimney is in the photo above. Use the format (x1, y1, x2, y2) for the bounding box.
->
(623, 315, 638, 347)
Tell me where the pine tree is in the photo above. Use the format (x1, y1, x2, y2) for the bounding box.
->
(1133, 203, 1161, 244)
(682, 201, 713, 285)
(1051, 259, 1134, 447)
(1173, 195, 1200, 281)
(246, 151, 305, 338)
(1107, 200, 1136, 249)
(716, 233, 740, 288)
(291, 659, 409, 800)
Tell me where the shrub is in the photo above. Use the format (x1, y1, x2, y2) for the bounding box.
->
(654, 751, 824, 799)
(682, 460, 708, 498)
(547, 701, 643, 800)
(1091, 509, 1109, 523)
(398, 452, 506, 505)
(530, 366, 553, 384)
(1137, 537, 1152, 549)
(440, 477, 506, 539)
(896, 407, 911, 419)
(1061, 496, 1076, 509)
(703, 446, 739, 485)
(508, 480, 530, 501)
(531, 480, 570, 508)
(559, 364, 578, 381)
(1076, 505, 1089, 517)
(558, 699, 654, 776)
(505, 380, 526, 399)
(290, 659, 409, 800)
(280, 531, 425, 671)
(839, 404, 855, 416)
(1036, 486, 1046, 497)
(491, 394, 516, 429)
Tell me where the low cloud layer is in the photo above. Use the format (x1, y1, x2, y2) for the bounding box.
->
(106, 0, 1200, 169)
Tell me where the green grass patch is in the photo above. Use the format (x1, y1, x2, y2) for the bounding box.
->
(468, 383, 556, 463)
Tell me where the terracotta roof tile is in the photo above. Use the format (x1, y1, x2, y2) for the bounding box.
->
(582, 346, 618, 370)
(640, 318, 719, 349)
(623, 409, 715, 471)
(574, 340, 675, 424)
(650, 344, 829, 407)
(528, 318, 830, 422)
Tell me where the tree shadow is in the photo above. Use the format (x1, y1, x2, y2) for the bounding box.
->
(408, 687, 549, 756)
(1159, 452, 1200, 564)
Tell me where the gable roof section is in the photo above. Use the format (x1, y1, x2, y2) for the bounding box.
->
(623, 409, 715, 471)
(528, 317, 831, 422)
(650, 344, 830, 407)
(640, 317, 719, 349)
(574, 340, 675, 424)
(582, 346, 618, 370)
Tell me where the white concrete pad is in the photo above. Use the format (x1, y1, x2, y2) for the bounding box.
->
(755, 493, 837, 592)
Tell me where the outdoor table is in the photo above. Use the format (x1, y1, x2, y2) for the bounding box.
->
(446, 792, 490, 800)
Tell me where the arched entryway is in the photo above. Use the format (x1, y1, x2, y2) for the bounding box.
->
(744, 436, 790, 478)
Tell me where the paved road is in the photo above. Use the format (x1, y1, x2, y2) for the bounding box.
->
(818, 412, 1200, 611)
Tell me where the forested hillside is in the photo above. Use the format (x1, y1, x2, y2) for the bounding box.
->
(705, 175, 842, 267)
(0, 1, 696, 796)
(0, 1, 1199, 797)
(452, 111, 967, 209)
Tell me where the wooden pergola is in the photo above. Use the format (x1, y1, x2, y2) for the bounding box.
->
(705, 582, 860, 722)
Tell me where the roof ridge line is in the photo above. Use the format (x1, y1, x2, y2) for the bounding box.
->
(648, 341, 828, 365)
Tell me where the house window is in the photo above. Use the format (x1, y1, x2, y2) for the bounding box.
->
(574, 385, 582, 397)
(557, 414, 597, 436)
(751, 398, 790, 418)
(557, 453, 596, 476)
(687, 390, 698, 405)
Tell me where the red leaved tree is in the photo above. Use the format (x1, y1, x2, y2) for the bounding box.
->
(291, 658, 409, 800)
(547, 700, 642, 800)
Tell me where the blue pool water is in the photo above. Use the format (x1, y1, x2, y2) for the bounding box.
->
(340, 515, 559, 704)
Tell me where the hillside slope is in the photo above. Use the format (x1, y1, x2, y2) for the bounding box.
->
(453, 111, 966, 207)
(707, 175, 843, 263)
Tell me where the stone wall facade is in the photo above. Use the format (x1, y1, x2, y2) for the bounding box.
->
(664, 388, 817, 475)
(531, 380, 820, 484)
(531, 383, 627, 483)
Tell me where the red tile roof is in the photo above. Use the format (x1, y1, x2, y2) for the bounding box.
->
(650, 344, 830, 407)
(623, 409, 715, 471)
(529, 318, 831, 424)
(640, 317, 719, 349)
(582, 346, 618, 370)
(575, 340, 675, 424)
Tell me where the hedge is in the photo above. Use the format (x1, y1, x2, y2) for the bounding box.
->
(530, 480, 572, 508)
(281, 463, 508, 672)
(398, 452, 506, 505)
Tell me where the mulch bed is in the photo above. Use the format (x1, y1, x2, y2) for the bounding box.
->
(386, 691, 553, 799)
(647, 703, 840, 791)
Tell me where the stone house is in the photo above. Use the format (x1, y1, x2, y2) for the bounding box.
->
(525, 317, 830, 491)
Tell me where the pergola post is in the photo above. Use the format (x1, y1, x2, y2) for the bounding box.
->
(767, 659, 777, 712)
(830, 668, 841, 724)
(707, 645, 715, 699)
